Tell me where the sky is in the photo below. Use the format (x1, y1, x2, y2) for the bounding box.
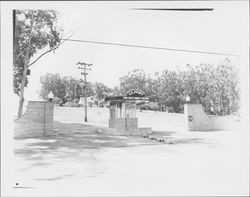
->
(1, 1, 249, 102)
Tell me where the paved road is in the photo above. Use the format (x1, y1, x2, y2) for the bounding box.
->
(9, 107, 249, 196)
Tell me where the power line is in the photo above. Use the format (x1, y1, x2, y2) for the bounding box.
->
(62, 38, 237, 57)
(132, 8, 214, 11)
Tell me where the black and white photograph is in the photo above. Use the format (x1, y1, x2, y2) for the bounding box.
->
(1, 1, 249, 196)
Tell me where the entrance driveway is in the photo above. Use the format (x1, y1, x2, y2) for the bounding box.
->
(11, 107, 249, 196)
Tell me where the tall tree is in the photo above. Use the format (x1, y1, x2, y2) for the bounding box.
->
(39, 73, 67, 100)
(116, 59, 239, 114)
(119, 69, 151, 96)
(13, 10, 65, 118)
(157, 60, 240, 115)
(93, 82, 112, 100)
(39, 73, 96, 102)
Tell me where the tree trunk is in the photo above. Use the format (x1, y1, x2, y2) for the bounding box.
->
(17, 63, 28, 118)
(17, 11, 34, 119)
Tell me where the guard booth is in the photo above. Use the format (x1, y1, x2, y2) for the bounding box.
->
(98, 89, 152, 136)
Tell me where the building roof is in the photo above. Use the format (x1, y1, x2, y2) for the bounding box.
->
(104, 96, 149, 106)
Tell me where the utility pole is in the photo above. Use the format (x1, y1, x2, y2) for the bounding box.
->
(74, 81, 77, 104)
(77, 61, 92, 122)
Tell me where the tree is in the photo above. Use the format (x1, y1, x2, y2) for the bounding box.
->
(158, 70, 185, 113)
(39, 73, 67, 101)
(205, 59, 240, 115)
(119, 69, 152, 96)
(39, 73, 96, 103)
(117, 59, 240, 114)
(13, 10, 66, 118)
(110, 86, 123, 96)
(78, 79, 95, 98)
(156, 60, 240, 115)
(93, 82, 112, 100)
(147, 74, 165, 111)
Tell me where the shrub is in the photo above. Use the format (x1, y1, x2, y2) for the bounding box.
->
(64, 101, 81, 107)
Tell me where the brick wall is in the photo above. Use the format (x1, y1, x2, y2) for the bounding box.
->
(109, 118, 138, 129)
(184, 104, 239, 131)
(14, 101, 54, 137)
(98, 127, 152, 136)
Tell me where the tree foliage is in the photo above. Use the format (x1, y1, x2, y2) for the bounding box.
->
(39, 73, 109, 102)
(39, 73, 67, 101)
(13, 10, 65, 118)
(39, 59, 240, 115)
(93, 82, 112, 100)
(119, 69, 152, 96)
(117, 59, 240, 115)
(13, 10, 62, 95)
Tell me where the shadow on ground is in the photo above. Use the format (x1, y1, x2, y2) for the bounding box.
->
(14, 121, 148, 157)
(14, 121, 205, 161)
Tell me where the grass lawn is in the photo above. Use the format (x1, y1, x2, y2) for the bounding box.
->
(11, 106, 249, 196)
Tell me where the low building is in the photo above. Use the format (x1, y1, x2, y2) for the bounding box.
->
(79, 96, 98, 107)
(97, 93, 152, 136)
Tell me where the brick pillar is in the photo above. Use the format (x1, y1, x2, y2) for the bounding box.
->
(184, 103, 211, 131)
(14, 101, 54, 137)
(184, 104, 191, 131)
(44, 101, 54, 135)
